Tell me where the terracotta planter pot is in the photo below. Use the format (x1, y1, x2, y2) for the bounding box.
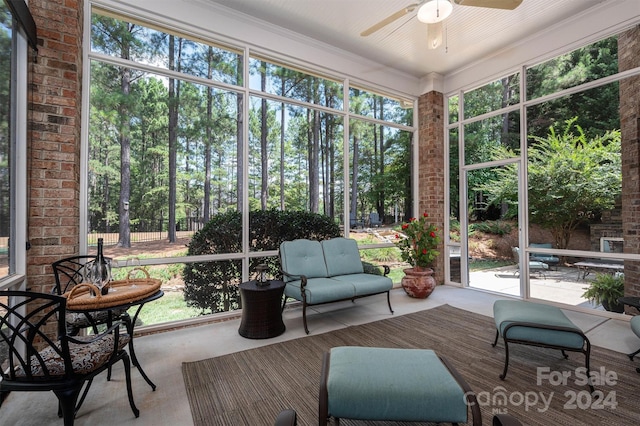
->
(401, 267, 436, 299)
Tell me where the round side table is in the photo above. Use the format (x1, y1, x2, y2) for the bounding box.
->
(238, 279, 286, 339)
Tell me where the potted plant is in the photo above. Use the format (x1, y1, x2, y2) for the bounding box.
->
(395, 212, 441, 298)
(581, 273, 625, 313)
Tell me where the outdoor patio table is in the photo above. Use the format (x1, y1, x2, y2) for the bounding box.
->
(573, 259, 624, 280)
(64, 280, 164, 390)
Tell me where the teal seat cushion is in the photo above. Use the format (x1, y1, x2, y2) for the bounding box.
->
(529, 261, 549, 271)
(631, 316, 640, 338)
(327, 347, 467, 423)
(494, 300, 585, 349)
(280, 239, 328, 282)
(321, 238, 364, 276)
(331, 273, 392, 296)
(530, 243, 560, 264)
(284, 278, 355, 304)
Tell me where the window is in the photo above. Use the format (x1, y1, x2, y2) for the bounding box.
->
(446, 30, 639, 309)
(0, 3, 13, 279)
(0, 0, 33, 286)
(87, 7, 415, 323)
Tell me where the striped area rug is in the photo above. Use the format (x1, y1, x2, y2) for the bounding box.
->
(182, 304, 639, 425)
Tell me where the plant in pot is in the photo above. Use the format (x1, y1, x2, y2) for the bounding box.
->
(395, 212, 441, 298)
(581, 273, 625, 313)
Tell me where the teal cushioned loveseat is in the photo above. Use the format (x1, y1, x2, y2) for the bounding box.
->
(279, 238, 393, 334)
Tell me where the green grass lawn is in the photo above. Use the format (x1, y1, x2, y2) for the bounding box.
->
(469, 259, 513, 271)
(135, 261, 510, 327)
(132, 291, 202, 326)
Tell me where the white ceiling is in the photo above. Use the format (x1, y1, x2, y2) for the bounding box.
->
(205, 0, 608, 78)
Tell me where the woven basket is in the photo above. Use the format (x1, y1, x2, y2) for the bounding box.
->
(65, 268, 161, 310)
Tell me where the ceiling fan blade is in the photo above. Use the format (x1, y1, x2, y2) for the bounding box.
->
(360, 3, 422, 37)
(453, 0, 523, 10)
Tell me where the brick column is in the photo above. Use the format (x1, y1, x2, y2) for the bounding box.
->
(418, 91, 445, 284)
(27, 0, 84, 293)
(620, 25, 640, 302)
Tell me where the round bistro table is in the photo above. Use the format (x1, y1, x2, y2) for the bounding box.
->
(238, 279, 286, 339)
(65, 281, 164, 390)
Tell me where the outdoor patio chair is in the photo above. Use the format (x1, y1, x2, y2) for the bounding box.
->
(52, 255, 130, 336)
(629, 315, 640, 373)
(349, 212, 363, 228)
(274, 409, 297, 426)
(512, 247, 548, 278)
(529, 243, 560, 270)
(0, 290, 139, 426)
(493, 414, 523, 426)
(368, 212, 383, 227)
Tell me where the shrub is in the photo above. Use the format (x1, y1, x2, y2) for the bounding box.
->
(183, 209, 340, 314)
(470, 220, 512, 236)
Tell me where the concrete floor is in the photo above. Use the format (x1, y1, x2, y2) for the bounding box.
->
(1, 285, 639, 426)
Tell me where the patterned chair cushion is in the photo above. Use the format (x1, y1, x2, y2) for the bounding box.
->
(66, 307, 130, 329)
(18, 333, 131, 377)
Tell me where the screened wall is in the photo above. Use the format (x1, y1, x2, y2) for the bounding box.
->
(447, 31, 640, 309)
(85, 7, 415, 322)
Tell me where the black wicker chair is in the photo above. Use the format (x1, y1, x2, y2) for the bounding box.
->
(52, 255, 130, 336)
(0, 290, 139, 425)
(274, 409, 297, 426)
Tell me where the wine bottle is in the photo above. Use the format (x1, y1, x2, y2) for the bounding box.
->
(96, 238, 109, 295)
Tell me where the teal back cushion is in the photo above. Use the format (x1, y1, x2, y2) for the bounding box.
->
(322, 237, 364, 276)
(280, 239, 328, 281)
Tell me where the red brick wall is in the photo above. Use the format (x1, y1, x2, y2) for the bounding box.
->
(418, 91, 446, 283)
(620, 25, 640, 301)
(27, 0, 83, 294)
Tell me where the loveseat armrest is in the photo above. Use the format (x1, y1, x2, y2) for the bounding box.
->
(362, 262, 390, 277)
(281, 269, 308, 289)
(382, 264, 390, 276)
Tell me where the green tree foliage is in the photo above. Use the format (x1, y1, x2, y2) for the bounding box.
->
(182, 210, 340, 314)
(478, 118, 621, 249)
(527, 36, 619, 139)
(0, 6, 12, 236)
(89, 11, 413, 241)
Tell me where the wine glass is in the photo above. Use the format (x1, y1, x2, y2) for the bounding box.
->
(127, 258, 142, 288)
(107, 259, 119, 292)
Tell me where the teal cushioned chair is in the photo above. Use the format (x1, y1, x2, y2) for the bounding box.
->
(629, 315, 640, 373)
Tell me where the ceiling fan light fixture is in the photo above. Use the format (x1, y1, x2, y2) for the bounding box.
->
(427, 21, 443, 49)
(417, 0, 453, 24)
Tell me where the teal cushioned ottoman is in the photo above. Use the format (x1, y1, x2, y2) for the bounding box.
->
(494, 300, 585, 349)
(492, 299, 592, 390)
(319, 346, 478, 424)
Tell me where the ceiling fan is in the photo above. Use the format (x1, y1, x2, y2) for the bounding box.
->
(360, 0, 523, 41)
